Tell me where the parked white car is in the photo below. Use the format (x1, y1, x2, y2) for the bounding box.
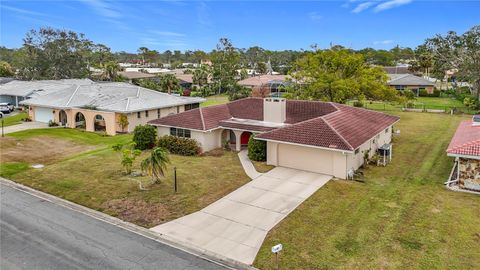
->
(0, 103, 11, 113)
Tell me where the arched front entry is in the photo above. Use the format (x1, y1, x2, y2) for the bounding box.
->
(75, 112, 86, 129)
(240, 132, 252, 145)
(59, 110, 68, 126)
(94, 114, 106, 132)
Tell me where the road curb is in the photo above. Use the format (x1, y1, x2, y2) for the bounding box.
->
(0, 177, 259, 270)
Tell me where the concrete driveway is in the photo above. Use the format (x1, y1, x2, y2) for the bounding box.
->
(2, 121, 48, 134)
(151, 167, 332, 265)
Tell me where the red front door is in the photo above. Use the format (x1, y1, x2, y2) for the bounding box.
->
(240, 132, 251, 145)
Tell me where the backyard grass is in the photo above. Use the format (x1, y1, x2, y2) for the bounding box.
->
(255, 112, 480, 269)
(1, 128, 250, 228)
(1, 112, 28, 127)
(201, 94, 229, 107)
(416, 97, 465, 109)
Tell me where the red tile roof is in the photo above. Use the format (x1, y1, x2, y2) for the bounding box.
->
(148, 97, 400, 151)
(447, 120, 480, 157)
(257, 103, 399, 151)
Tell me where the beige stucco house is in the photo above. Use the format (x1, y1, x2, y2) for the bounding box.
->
(20, 81, 203, 135)
(446, 116, 480, 192)
(149, 97, 399, 179)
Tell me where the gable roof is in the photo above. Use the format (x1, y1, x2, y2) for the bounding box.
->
(149, 98, 399, 151)
(447, 119, 480, 158)
(20, 81, 204, 113)
(387, 74, 434, 86)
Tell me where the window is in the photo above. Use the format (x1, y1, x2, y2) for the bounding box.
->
(176, 106, 180, 113)
(395, 85, 406, 91)
(157, 109, 161, 118)
(145, 110, 149, 117)
(185, 103, 200, 111)
(385, 127, 389, 133)
(137, 112, 141, 119)
(170, 127, 191, 138)
(355, 148, 360, 154)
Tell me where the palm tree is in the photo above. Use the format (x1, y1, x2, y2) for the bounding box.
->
(141, 147, 170, 184)
(101, 61, 120, 81)
(158, 74, 180, 94)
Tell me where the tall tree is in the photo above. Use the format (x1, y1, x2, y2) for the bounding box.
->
(287, 48, 397, 103)
(425, 25, 480, 98)
(17, 27, 93, 80)
(211, 38, 241, 95)
(158, 74, 180, 94)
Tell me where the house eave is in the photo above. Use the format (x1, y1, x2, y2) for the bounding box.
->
(255, 137, 354, 154)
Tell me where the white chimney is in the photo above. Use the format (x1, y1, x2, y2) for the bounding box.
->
(263, 97, 286, 123)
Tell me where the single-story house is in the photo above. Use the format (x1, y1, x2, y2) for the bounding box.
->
(383, 66, 412, 74)
(21, 81, 204, 135)
(149, 97, 399, 179)
(446, 116, 480, 192)
(118, 71, 156, 83)
(387, 74, 435, 95)
(238, 75, 289, 96)
(0, 79, 94, 107)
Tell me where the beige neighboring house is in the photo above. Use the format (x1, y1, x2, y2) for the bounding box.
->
(20, 81, 204, 135)
(387, 74, 435, 95)
(238, 74, 287, 88)
(149, 97, 399, 179)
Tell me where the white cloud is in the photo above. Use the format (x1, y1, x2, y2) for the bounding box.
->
(374, 0, 413, 12)
(352, 2, 374, 13)
(308, 12, 322, 21)
(80, 0, 122, 19)
(1, 5, 47, 16)
(151, 31, 186, 37)
(374, 39, 394, 45)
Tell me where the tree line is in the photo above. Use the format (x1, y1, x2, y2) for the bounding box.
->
(0, 25, 478, 104)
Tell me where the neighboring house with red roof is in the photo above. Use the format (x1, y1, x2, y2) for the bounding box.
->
(446, 116, 480, 192)
(149, 97, 399, 179)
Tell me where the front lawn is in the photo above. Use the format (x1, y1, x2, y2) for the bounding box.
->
(201, 94, 229, 107)
(1, 111, 28, 127)
(1, 128, 250, 228)
(255, 112, 480, 269)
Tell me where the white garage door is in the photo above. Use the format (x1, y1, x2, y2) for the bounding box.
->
(277, 143, 335, 175)
(34, 107, 54, 123)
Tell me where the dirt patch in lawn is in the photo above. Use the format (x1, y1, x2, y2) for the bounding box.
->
(102, 198, 171, 227)
(0, 136, 96, 163)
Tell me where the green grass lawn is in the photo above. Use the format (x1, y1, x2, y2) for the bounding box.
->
(416, 97, 466, 109)
(201, 94, 229, 107)
(1, 128, 250, 228)
(254, 112, 480, 269)
(1, 112, 28, 127)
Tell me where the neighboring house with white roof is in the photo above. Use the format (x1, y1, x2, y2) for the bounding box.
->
(0, 79, 94, 107)
(387, 74, 435, 95)
(19, 81, 204, 135)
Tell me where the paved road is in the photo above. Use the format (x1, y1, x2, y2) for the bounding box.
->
(0, 184, 228, 270)
(152, 167, 331, 265)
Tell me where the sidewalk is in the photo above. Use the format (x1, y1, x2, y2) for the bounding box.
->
(237, 150, 262, 179)
(2, 121, 48, 134)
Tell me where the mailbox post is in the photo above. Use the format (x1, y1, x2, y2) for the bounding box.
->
(271, 243, 282, 270)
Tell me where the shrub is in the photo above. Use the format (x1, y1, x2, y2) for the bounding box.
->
(48, 120, 59, 127)
(158, 135, 201, 156)
(132, 125, 157, 150)
(353, 101, 363, 107)
(247, 135, 266, 161)
(419, 89, 441, 97)
(182, 89, 191, 96)
(418, 89, 428, 97)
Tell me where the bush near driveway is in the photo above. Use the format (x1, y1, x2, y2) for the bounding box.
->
(132, 125, 157, 150)
(157, 135, 201, 156)
(247, 135, 266, 161)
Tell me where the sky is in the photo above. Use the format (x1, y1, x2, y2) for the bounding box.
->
(0, 0, 479, 53)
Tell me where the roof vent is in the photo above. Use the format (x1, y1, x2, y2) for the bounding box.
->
(473, 115, 480, 126)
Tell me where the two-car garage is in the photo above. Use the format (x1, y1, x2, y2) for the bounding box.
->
(33, 107, 54, 123)
(266, 141, 349, 179)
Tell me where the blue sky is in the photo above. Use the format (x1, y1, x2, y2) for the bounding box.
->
(1, 0, 479, 52)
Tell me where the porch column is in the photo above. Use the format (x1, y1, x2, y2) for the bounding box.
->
(233, 130, 243, 151)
